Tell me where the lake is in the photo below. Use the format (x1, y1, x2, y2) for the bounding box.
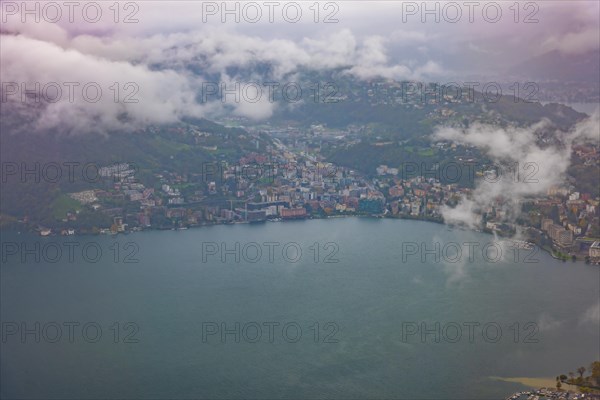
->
(1, 218, 598, 399)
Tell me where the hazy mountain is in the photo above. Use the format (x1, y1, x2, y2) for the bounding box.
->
(508, 50, 600, 82)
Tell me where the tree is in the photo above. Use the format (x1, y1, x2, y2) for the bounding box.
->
(577, 366, 586, 378)
(591, 361, 600, 384)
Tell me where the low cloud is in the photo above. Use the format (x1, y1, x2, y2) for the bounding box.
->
(1, 26, 450, 134)
(540, 27, 600, 56)
(1, 35, 211, 133)
(579, 303, 600, 326)
(536, 313, 564, 332)
(432, 113, 599, 228)
(1, 1, 598, 134)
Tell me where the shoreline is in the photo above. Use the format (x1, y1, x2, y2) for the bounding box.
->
(491, 376, 558, 390)
(4, 214, 597, 264)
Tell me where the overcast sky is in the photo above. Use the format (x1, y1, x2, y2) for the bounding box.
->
(1, 1, 599, 131)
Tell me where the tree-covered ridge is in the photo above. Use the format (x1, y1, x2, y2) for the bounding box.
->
(0, 119, 272, 228)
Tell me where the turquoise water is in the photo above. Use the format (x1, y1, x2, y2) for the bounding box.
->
(1, 218, 598, 399)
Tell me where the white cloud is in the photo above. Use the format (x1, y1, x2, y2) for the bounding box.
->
(579, 303, 600, 326)
(432, 113, 599, 228)
(541, 27, 600, 55)
(0, 34, 209, 134)
(1, 0, 598, 133)
(433, 121, 565, 227)
(536, 313, 563, 332)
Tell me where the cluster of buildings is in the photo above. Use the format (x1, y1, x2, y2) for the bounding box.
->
(507, 388, 598, 400)
(68, 190, 97, 204)
(49, 120, 598, 264)
(59, 140, 599, 260)
(382, 175, 460, 219)
(532, 187, 600, 261)
(542, 218, 575, 248)
(358, 80, 474, 108)
(61, 146, 384, 231)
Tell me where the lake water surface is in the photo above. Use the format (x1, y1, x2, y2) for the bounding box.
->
(2, 218, 598, 399)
